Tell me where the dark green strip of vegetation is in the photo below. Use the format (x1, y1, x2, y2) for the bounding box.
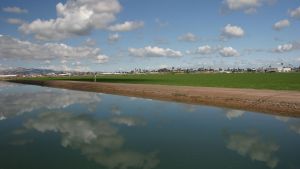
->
(19, 73, 300, 91)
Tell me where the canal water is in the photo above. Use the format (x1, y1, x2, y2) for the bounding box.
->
(0, 81, 299, 169)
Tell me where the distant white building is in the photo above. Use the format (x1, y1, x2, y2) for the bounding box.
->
(58, 73, 71, 76)
(265, 67, 278, 72)
(278, 67, 292, 72)
(0, 75, 17, 78)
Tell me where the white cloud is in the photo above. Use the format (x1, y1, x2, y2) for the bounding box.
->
(193, 45, 241, 56)
(0, 35, 107, 62)
(223, 0, 274, 14)
(19, 0, 121, 40)
(83, 38, 97, 47)
(71, 61, 81, 66)
(2, 6, 28, 14)
(108, 21, 144, 32)
(289, 6, 300, 19)
(41, 64, 91, 72)
(108, 33, 120, 43)
(6, 18, 25, 25)
(178, 32, 199, 42)
(226, 132, 279, 168)
(222, 24, 245, 38)
(61, 60, 68, 64)
(219, 47, 239, 57)
(224, 0, 261, 10)
(273, 19, 290, 30)
(273, 42, 300, 53)
(195, 45, 213, 55)
(159, 64, 169, 69)
(96, 55, 109, 64)
(128, 46, 183, 57)
(274, 43, 293, 53)
(44, 60, 51, 64)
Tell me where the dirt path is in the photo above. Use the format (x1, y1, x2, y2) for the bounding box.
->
(9, 80, 300, 117)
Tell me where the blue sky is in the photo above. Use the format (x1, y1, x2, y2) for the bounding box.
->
(0, 0, 300, 72)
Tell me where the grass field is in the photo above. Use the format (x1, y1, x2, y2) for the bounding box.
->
(20, 72, 300, 91)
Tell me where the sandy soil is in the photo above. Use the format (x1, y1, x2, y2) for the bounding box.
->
(9, 80, 300, 117)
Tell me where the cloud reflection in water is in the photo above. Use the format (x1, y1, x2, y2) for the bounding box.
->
(226, 131, 279, 168)
(0, 89, 101, 118)
(24, 112, 159, 169)
(225, 109, 245, 120)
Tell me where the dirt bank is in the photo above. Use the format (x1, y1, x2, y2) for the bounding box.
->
(9, 80, 300, 117)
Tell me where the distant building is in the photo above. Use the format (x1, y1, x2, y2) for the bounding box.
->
(0, 74, 17, 78)
(58, 73, 71, 76)
(277, 67, 292, 72)
(265, 67, 278, 73)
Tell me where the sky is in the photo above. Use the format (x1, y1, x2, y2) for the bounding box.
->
(0, 0, 300, 72)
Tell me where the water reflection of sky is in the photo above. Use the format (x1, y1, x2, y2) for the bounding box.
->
(0, 84, 101, 118)
(0, 82, 300, 169)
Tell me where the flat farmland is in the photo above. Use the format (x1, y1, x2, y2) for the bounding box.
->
(22, 73, 300, 91)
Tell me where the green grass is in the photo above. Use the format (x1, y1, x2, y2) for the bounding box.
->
(19, 73, 300, 91)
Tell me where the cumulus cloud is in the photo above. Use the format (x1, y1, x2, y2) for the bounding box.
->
(273, 19, 290, 30)
(83, 38, 97, 47)
(274, 43, 293, 53)
(289, 6, 300, 19)
(178, 32, 199, 42)
(72, 61, 82, 66)
(219, 47, 239, 57)
(192, 45, 240, 56)
(44, 60, 51, 64)
(19, 0, 121, 40)
(40, 64, 91, 72)
(96, 55, 109, 64)
(272, 42, 300, 53)
(223, 0, 260, 10)
(108, 33, 120, 43)
(6, 18, 25, 25)
(195, 45, 214, 55)
(222, 24, 245, 38)
(128, 46, 183, 57)
(226, 132, 279, 168)
(226, 109, 245, 120)
(222, 0, 275, 14)
(24, 111, 159, 169)
(108, 21, 144, 32)
(0, 35, 108, 62)
(2, 6, 28, 14)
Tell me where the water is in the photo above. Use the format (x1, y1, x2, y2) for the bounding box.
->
(0, 81, 300, 169)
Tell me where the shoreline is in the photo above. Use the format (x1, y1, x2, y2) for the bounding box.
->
(8, 80, 300, 117)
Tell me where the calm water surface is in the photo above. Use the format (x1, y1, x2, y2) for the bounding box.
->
(0, 81, 300, 169)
